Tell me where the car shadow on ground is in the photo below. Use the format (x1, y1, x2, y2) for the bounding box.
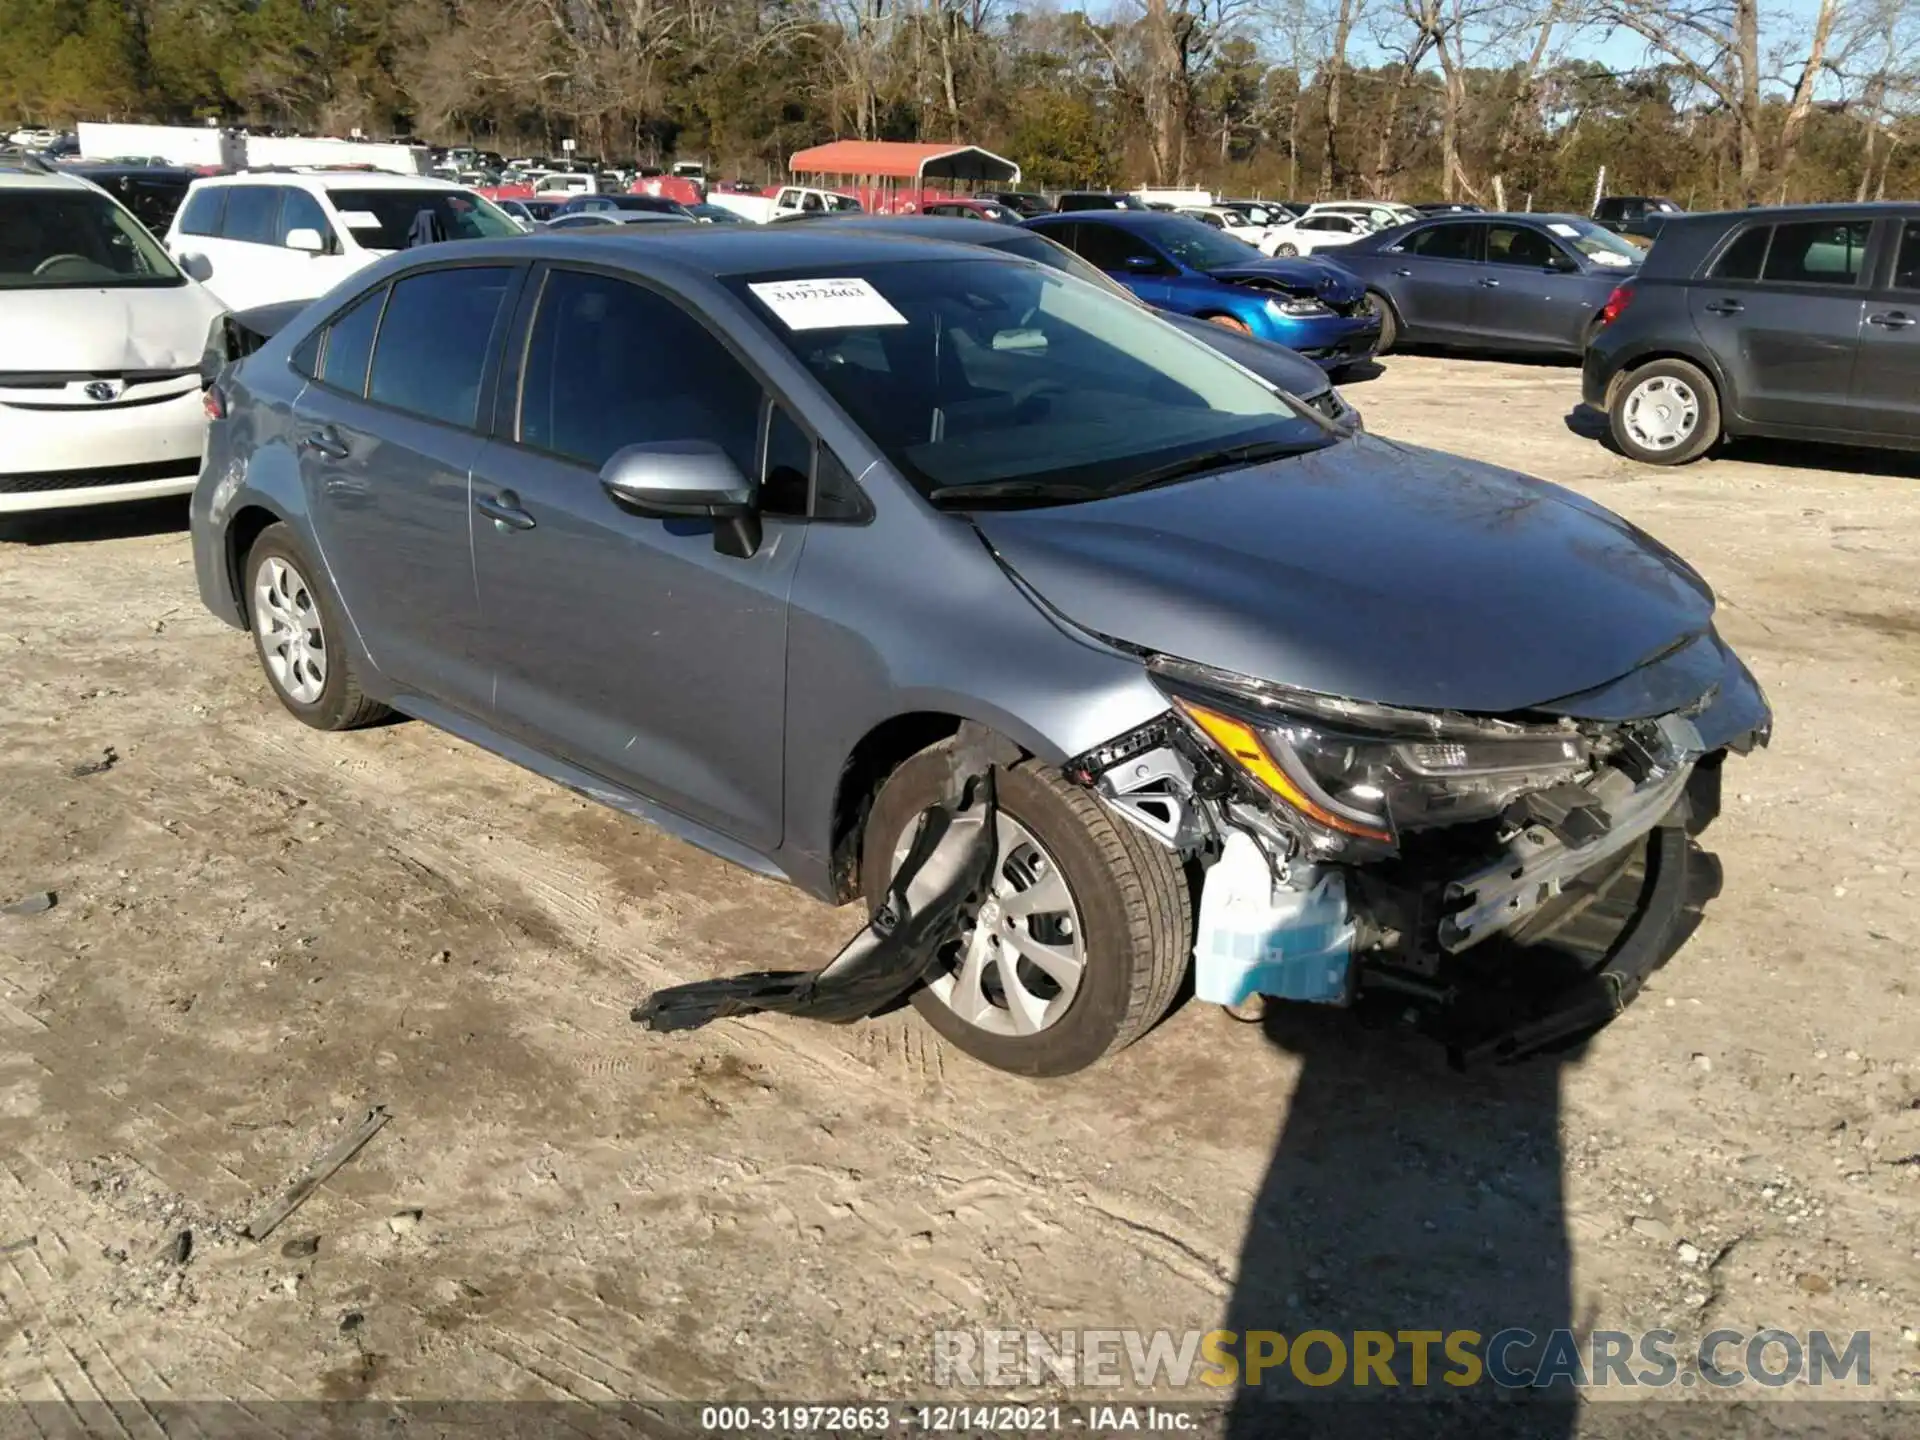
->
(0, 496, 191, 546)
(1218, 838, 1722, 1435)
(1565, 404, 1920, 479)
(1387, 345, 1583, 371)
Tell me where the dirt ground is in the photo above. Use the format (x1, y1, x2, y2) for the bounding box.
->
(3, 354, 1918, 1431)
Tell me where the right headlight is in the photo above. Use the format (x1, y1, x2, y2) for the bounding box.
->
(1150, 657, 1594, 856)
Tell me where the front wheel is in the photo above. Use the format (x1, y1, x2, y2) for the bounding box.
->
(1275, 242, 1299, 256)
(861, 750, 1190, 1076)
(1366, 291, 1399, 354)
(1608, 358, 1720, 465)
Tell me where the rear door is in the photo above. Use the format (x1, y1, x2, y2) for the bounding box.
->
(196, 184, 285, 310)
(1690, 217, 1871, 430)
(294, 263, 523, 715)
(1848, 216, 1920, 438)
(467, 264, 809, 851)
(1381, 221, 1482, 337)
(1472, 221, 1596, 351)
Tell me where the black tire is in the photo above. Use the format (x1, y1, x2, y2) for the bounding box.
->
(1275, 242, 1299, 257)
(1366, 291, 1399, 354)
(244, 524, 390, 731)
(1607, 357, 1720, 466)
(860, 748, 1190, 1077)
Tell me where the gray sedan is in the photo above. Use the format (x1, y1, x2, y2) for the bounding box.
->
(1329, 213, 1641, 355)
(189, 227, 1768, 1075)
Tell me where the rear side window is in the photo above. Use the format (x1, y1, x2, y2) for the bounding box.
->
(1761, 221, 1871, 285)
(316, 287, 386, 395)
(1890, 223, 1920, 292)
(366, 267, 515, 428)
(1405, 224, 1478, 260)
(177, 186, 225, 237)
(517, 268, 761, 474)
(1711, 226, 1770, 281)
(222, 186, 281, 245)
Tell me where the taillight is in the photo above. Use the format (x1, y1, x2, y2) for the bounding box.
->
(203, 384, 226, 421)
(1597, 283, 1634, 327)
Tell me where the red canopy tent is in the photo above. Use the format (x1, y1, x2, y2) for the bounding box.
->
(786, 140, 1021, 213)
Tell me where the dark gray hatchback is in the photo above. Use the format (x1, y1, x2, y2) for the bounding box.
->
(1584, 203, 1920, 464)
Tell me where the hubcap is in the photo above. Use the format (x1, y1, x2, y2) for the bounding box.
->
(253, 556, 327, 705)
(1622, 375, 1699, 451)
(893, 810, 1086, 1037)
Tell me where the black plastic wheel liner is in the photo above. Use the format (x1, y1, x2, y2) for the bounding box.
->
(632, 752, 998, 1034)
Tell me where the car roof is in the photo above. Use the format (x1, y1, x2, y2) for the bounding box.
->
(802, 214, 1028, 246)
(192, 171, 473, 192)
(0, 168, 94, 192)
(427, 227, 1021, 278)
(1028, 209, 1193, 232)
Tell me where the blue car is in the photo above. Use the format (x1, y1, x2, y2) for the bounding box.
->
(1023, 210, 1381, 372)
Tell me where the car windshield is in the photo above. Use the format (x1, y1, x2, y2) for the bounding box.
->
(1232, 204, 1286, 226)
(0, 188, 181, 289)
(1546, 218, 1641, 267)
(1148, 216, 1264, 272)
(726, 258, 1332, 504)
(326, 188, 520, 250)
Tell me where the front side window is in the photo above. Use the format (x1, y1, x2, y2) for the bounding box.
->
(1404, 223, 1479, 260)
(0, 189, 182, 290)
(1148, 217, 1262, 272)
(1893, 223, 1920, 293)
(221, 186, 281, 245)
(1071, 222, 1166, 273)
(1486, 224, 1559, 268)
(326, 189, 519, 252)
(728, 257, 1332, 504)
(1761, 221, 1871, 285)
(277, 188, 334, 250)
(517, 268, 761, 475)
(366, 267, 514, 427)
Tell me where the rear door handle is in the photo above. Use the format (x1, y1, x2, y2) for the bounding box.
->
(1393, 267, 1413, 277)
(1479, 277, 1501, 288)
(1867, 311, 1916, 329)
(1704, 299, 1744, 315)
(298, 426, 349, 460)
(475, 491, 536, 531)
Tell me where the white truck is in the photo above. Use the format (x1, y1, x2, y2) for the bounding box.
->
(75, 121, 429, 175)
(705, 185, 864, 223)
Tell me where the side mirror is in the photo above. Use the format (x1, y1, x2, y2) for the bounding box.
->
(284, 228, 326, 254)
(600, 440, 761, 558)
(178, 251, 213, 282)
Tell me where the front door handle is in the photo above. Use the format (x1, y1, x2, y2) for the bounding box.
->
(1393, 267, 1413, 277)
(1479, 277, 1501, 288)
(1703, 299, 1745, 316)
(298, 426, 349, 460)
(475, 491, 536, 531)
(1867, 310, 1916, 329)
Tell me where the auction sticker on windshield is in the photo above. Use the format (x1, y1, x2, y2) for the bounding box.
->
(748, 278, 908, 330)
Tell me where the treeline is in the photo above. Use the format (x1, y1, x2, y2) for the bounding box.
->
(2, 1, 1914, 209)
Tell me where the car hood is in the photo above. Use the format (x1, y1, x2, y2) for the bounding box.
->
(972, 434, 1715, 715)
(1161, 313, 1328, 397)
(1203, 258, 1364, 305)
(0, 283, 225, 372)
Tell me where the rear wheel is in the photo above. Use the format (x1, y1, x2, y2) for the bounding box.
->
(1609, 358, 1720, 465)
(1274, 241, 1300, 257)
(245, 525, 389, 731)
(861, 749, 1190, 1076)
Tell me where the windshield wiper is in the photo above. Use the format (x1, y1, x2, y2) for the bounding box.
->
(926, 479, 1105, 508)
(1103, 440, 1310, 498)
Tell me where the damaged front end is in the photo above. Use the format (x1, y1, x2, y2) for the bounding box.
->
(1066, 643, 1770, 1065)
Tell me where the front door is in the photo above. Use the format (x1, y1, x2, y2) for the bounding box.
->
(1472, 223, 1598, 350)
(469, 266, 805, 852)
(1849, 218, 1920, 438)
(1066, 222, 1175, 307)
(1690, 217, 1870, 430)
(295, 264, 521, 716)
